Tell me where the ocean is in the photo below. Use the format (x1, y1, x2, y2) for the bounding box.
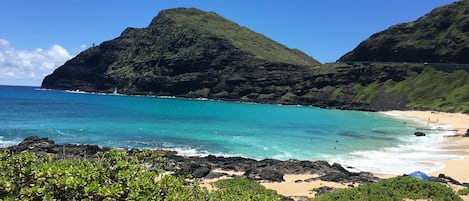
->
(0, 85, 461, 174)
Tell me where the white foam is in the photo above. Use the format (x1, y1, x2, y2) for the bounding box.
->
(0, 137, 21, 148)
(330, 112, 464, 175)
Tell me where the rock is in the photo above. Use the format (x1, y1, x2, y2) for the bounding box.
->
(259, 168, 285, 182)
(414, 132, 426, 137)
(8, 136, 380, 186)
(438, 174, 462, 186)
(313, 186, 335, 196)
(192, 167, 211, 178)
(339, 1, 469, 64)
(319, 172, 349, 183)
(204, 172, 227, 179)
(7, 136, 108, 158)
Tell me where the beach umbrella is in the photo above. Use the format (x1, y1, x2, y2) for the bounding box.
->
(407, 171, 431, 181)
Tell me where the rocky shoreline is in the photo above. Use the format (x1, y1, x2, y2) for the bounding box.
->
(6, 136, 469, 200)
(6, 136, 378, 184)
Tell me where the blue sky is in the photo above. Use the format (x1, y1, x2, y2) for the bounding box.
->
(0, 0, 458, 86)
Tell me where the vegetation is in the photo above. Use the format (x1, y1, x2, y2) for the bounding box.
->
(340, 0, 469, 63)
(210, 178, 282, 201)
(311, 176, 462, 201)
(458, 187, 469, 196)
(0, 149, 284, 200)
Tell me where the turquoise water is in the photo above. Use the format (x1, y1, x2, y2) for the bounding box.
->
(0, 85, 460, 174)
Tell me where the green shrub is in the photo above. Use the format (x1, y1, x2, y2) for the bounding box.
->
(311, 176, 462, 201)
(458, 187, 469, 195)
(210, 177, 282, 201)
(0, 149, 209, 200)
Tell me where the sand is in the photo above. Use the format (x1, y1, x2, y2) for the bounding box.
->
(384, 111, 469, 182)
(260, 174, 353, 199)
(199, 111, 469, 200)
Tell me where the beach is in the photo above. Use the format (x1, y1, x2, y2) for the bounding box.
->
(236, 110, 469, 200)
(385, 111, 469, 182)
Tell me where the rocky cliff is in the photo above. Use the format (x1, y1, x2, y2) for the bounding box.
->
(42, 6, 469, 113)
(340, 0, 469, 63)
(42, 8, 319, 98)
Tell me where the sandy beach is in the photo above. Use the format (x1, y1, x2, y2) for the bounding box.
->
(196, 111, 469, 200)
(384, 111, 469, 182)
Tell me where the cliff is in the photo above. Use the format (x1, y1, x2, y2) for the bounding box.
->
(42, 8, 319, 99)
(42, 6, 469, 113)
(340, 0, 469, 63)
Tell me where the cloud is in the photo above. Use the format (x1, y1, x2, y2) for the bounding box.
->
(0, 39, 72, 86)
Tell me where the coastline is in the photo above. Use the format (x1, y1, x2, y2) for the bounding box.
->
(382, 110, 469, 183)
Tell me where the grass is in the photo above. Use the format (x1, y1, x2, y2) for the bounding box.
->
(311, 176, 462, 201)
(210, 178, 282, 201)
(161, 8, 319, 66)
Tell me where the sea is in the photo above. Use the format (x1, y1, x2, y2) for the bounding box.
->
(0, 85, 462, 174)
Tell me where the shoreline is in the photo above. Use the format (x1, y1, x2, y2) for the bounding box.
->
(382, 110, 469, 183)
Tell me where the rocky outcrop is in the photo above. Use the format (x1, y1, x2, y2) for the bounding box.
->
(42, 8, 319, 98)
(6, 137, 379, 184)
(340, 1, 469, 63)
(41, 6, 469, 113)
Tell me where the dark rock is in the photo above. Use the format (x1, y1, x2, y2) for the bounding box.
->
(8, 136, 380, 186)
(464, 129, 469, 137)
(438, 174, 462, 186)
(259, 168, 285, 182)
(414, 132, 426, 137)
(204, 172, 227, 179)
(280, 196, 295, 201)
(319, 172, 349, 183)
(7, 136, 109, 158)
(192, 167, 211, 178)
(313, 186, 335, 196)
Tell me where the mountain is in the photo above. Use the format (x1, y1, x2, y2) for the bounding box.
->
(42, 8, 319, 100)
(340, 0, 469, 63)
(42, 6, 469, 113)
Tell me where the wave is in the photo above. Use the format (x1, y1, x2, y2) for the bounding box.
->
(0, 137, 21, 148)
(330, 114, 463, 175)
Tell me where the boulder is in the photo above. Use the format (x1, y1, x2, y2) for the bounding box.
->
(414, 132, 426, 137)
(464, 129, 469, 137)
(192, 167, 211, 178)
(259, 168, 285, 182)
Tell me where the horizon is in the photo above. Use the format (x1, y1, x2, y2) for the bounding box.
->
(0, 0, 458, 86)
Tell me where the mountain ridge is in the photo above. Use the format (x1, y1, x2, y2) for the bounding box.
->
(42, 5, 469, 113)
(340, 0, 469, 63)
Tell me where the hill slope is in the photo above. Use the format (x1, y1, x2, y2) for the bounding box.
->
(42, 6, 469, 113)
(340, 0, 469, 63)
(42, 8, 319, 99)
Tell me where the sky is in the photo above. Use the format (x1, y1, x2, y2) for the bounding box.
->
(0, 0, 458, 86)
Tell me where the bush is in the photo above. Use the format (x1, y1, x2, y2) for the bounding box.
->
(209, 177, 282, 201)
(311, 176, 462, 201)
(0, 149, 209, 200)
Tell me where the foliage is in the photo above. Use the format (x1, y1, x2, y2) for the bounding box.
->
(0, 149, 210, 200)
(209, 177, 282, 201)
(352, 81, 380, 105)
(162, 8, 319, 66)
(458, 187, 469, 195)
(311, 176, 462, 201)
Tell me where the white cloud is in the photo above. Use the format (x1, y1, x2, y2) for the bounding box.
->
(0, 39, 9, 47)
(0, 39, 72, 86)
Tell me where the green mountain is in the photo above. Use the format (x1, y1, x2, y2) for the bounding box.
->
(42, 6, 469, 113)
(340, 0, 469, 63)
(42, 8, 319, 98)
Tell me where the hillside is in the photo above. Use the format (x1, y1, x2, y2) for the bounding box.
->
(42, 6, 469, 113)
(41, 8, 319, 99)
(340, 0, 469, 63)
